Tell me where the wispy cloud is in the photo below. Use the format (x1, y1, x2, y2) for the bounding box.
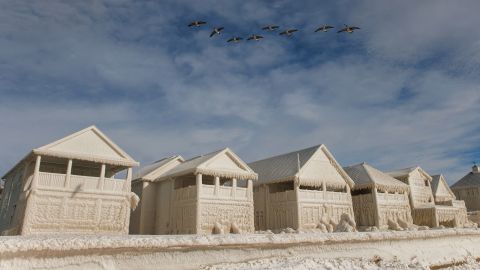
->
(0, 0, 479, 184)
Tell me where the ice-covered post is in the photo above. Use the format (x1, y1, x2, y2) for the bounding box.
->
(98, 164, 106, 190)
(232, 178, 237, 198)
(31, 155, 42, 190)
(247, 179, 252, 198)
(214, 176, 220, 196)
(372, 187, 381, 228)
(64, 159, 72, 188)
(123, 167, 132, 192)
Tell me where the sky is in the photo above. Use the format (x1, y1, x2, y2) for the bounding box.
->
(1, 0, 479, 184)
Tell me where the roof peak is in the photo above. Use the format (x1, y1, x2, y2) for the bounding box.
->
(473, 164, 480, 173)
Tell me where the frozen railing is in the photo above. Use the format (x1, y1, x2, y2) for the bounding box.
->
(37, 172, 125, 192)
(199, 185, 249, 200)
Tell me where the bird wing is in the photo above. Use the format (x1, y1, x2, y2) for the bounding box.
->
(279, 31, 287, 35)
(314, 27, 322, 32)
(218, 27, 224, 31)
(227, 38, 234, 42)
(247, 36, 253, 40)
(337, 28, 347, 33)
(351, 26, 360, 30)
(326, 25, 334, 29)
(188, 22, 194, 27)
(210, 30, 216, 37)
(198, 21, 206, 25)
(257, 35, 264, 38)
(262, 26, 269, 30)
(291, 29, 298, 32)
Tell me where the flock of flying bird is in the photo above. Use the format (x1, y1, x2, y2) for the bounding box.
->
(187, 20, 361, 43)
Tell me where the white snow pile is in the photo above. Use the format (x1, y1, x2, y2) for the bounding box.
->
(204, 256, 480, 270)
(203, 256, 424, 270)
(0, 228, 479, 254)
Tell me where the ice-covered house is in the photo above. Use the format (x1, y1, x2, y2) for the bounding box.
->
(130, 148, 257, 235)
(387, 167, 465, 228)
(248, 145, 355, 231)
(0, 126, 139, 236)
(451, 165, 480, 212)
(430, 174, 468, 224)
(344, 163, 412, 230)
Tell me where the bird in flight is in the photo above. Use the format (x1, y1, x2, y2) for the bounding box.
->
(262, 25, 279, 31)
(247, 34, 264, 41)
(227, 37, 243, 43)
(314, 25, 334, 32)
(188, 21, 206, 27)
(279, 29, 298, 36)
(210, 27, 224, 37)
(337, 25, 360, 33)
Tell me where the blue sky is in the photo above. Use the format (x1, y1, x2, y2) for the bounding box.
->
(1, 0, 480, 183)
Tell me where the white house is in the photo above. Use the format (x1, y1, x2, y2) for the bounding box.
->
(0, 126, 139, 235)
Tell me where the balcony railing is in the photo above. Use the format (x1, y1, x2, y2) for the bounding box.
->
(173, 184, 251, 202)
(37, 172, 125, 192)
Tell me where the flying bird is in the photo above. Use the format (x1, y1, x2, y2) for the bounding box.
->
(337, 25, 360, 33)
(227, 37, 242, 43)
(187, 21, 206, 27)
(247, 34, 264, 41)
(279, 29, 298, 36)
(314, 25, 334, 32)
(210, 27, 224, 37)
(262, 25, 279, 31)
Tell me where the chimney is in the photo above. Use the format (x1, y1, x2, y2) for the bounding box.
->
(473, 164, 480, 173)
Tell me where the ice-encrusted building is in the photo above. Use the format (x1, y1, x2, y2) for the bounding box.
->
(451, 165, 480, 212)
(387, 167, 466, 228)
(248, 145, 355, 231)
(130, 148, 257, 235)
(0, 126, 139, 235)
(344, 163, 412, 230)
(430, 174, 468, 224)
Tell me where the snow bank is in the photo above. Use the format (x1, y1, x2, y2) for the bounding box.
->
(0, 228, 480, 269)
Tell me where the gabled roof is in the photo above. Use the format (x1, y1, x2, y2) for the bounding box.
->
(431, 174, 456, 199)
(2, 126, 138, 179)
(158, 148, 257, 181)
(344, 163, 409, 193)
(248, 145, 354, 188)
(451, 166, 480, 189)
(133, 156, 184, 181)
(387, 166, 433, 182)
(33, 126, 139, 167)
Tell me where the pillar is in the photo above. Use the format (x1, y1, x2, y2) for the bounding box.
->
(322, 180, 326, 199)
(214, 176, 220, 195)
(195, 173, 202, 234)
(295, 182, 302, 229)
(247, 179, 252, 198)
(64, 159, 72, 188)
(372, 187, 381, 228)
(98, 164, 106, 190)
(123, 167, 132, 192)
(231, 178, 237, 198)
(31, 155, 42, 190)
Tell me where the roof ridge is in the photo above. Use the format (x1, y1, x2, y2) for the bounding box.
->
(249, 144, 322, 165)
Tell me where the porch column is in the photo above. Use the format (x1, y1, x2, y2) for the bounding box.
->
(372, 187, 381, 228)
(322, 180, 326, 199)
(196, 173, 202, 196)
(123, 168, 132, 192)
(98, 164, 106, 190)
(247, 179, 253, 198)
(64, 159, 72, 188)
(31, 155, 42, 190)
(214, 176, 220, 195)
(195, 173, 202, 234)
(232, 178, 237, 198)
(295, 182, 302, 229)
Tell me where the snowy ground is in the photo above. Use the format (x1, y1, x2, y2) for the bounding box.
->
(204, 256, 480, 270)
(1, 228, 480, 269)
